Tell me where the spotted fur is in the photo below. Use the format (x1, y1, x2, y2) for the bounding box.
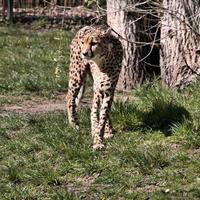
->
(67, 26, 123, 149)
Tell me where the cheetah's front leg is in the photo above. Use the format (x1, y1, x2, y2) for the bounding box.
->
(92, 91, 113, 150)
(91, 91, 100, 138)
(98, 92, 113, 139)
(104, 117, 114, 139)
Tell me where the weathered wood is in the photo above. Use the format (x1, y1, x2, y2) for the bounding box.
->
(160, 0, 200, 89)
(107, 0, 145, 91)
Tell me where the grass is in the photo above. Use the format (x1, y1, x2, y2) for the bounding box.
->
(0, 24, 71, 98)
(1, 25, 200, 199)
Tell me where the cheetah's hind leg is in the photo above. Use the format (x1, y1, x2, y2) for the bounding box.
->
(66, 83, 85, 130)
(66, 91, 79, 130)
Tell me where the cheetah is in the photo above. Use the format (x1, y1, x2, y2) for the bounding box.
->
(66, 26, 123, 150)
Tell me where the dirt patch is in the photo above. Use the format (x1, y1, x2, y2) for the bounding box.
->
(1, 103, 67, 113)
(76, 173, 100, 191)
(59, 173, 111, 195)
(0, 93, 91, 115)
(0, 92, 136, 115)
(135, 184, 159, 193)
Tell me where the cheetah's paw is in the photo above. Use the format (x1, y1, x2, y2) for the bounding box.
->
(92, 142, 105, 150)
(104, 132, 114, 139)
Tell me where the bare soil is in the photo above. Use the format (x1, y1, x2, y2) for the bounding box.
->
(0, 93, 90, 115)
(0, 92, 136, 115)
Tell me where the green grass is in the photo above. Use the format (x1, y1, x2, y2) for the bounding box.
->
(0, 25, 71, 97)
(1, 25, 200, 199)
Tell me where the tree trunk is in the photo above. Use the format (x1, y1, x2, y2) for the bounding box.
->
(107, 0, 145, 91)
(7, 0, 13, 22)
(160, 0, 200, 89)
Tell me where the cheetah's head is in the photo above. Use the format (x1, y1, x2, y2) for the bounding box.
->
(81, 28, 112, 61)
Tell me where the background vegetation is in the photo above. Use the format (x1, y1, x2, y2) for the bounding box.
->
(1, 25, 200, 199)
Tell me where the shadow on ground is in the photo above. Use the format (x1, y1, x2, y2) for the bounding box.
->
(114, 101, 191, 136)
(141, 101, 190, 136)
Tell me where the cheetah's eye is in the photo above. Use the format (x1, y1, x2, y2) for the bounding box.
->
(91, 41, 98, 46)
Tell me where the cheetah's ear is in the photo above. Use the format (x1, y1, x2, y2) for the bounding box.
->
(80, 26, 93, 37)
